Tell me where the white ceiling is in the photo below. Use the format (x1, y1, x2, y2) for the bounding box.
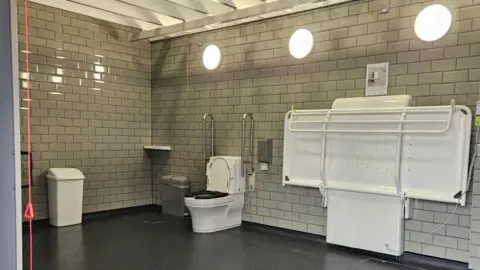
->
(30, 0, 354, 41)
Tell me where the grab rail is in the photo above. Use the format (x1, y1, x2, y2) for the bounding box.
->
(241, 113, 254, 177)
(202, 113, 214, 171)
(288, 100, 456, 134)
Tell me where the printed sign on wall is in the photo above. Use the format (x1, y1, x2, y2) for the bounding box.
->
(365, 63, 389, 96)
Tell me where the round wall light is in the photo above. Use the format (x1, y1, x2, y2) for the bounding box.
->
(289, 29, 314, 59)
(414, 4, 452, 42)
(203, 44, 221, 70)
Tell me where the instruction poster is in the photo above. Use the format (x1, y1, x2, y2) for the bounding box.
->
(365, 62, 389, 96)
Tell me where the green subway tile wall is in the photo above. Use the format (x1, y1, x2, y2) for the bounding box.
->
(17, 1, 152, 220)
(151, 0, 480, 264)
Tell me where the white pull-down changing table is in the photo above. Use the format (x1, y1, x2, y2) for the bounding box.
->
(282, 95, 471, 256)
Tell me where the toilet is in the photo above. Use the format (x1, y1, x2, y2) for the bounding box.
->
(185, 156, 246, 233)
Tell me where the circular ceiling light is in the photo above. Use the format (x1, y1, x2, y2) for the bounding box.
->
(414, 4, 452, 42)
(203, 44, 221, 70)
(289, 29, 314, 59)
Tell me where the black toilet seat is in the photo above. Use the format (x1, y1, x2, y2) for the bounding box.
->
(185, 190, 228, 200)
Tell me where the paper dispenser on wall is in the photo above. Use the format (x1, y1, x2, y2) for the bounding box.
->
(258, 139, 272, 171)
(257, 139, 272, 163)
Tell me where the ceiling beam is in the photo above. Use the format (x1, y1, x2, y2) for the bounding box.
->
(132, 0, 355, 41)
(118, 0, 207, 21)
(67, 0, 180, 26)
(212, 0, 266, 9)
(29, 0, 160, 30)
(231, 0, 266, 9)
(167, 0, 234, 15)
(211, 0, 237, 9)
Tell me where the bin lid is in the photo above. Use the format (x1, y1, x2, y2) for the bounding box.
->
(47, 168, 85, 181)
(160, 175, 189, 187)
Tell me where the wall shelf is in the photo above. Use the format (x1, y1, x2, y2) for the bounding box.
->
(143, 145, 171, 151)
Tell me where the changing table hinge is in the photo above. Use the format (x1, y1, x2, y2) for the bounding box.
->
(404, 197, 413, 219)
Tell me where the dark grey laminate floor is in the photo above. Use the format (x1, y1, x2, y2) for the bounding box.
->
(23, 211, 467, 270)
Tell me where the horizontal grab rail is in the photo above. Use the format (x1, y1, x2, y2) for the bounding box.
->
(288, 119, 452, 133)
(289, 102, 456, 115)
(288, 126, 452, 134)
(290, 119, 449, 124)
(290, 108, 452, 115)
(288, 100, 457, 134)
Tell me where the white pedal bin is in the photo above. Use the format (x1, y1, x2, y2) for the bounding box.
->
(47, 168, 85, 227)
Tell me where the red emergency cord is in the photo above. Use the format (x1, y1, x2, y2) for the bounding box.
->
(23, 0, 35, 269)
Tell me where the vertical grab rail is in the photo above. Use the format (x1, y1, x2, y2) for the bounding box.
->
(202, 113, 214, 171)
(242, 113, 254, 177)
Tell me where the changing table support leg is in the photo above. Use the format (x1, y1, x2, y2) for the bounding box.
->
(394, 111, 406, 195)
(404, 198, 414, 219)
(319, 112, 331, 207)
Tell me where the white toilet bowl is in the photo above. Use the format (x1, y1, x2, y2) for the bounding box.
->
(185, 156, 246, 233)
(185, 194, 244, 233)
